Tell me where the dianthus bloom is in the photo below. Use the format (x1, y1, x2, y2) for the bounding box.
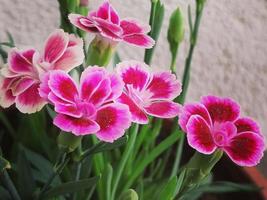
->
(0, 29, 84, 113)
(179, 95, 265, 166)
(69, 1, 154, 48)
(116, 61, 181, 124)
(39, 67, 131, 142)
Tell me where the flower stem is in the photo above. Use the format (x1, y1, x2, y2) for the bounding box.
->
(122, 128, 182, 192)
(110, 124, 139, 200)
(170, 0, 206, 178)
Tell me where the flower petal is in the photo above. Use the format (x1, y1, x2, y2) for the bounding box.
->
(224, 132, 265, 166)
(8, 49, 35, 74)
(43, 29, 68, 63)
(201, 95, 240, 123)
(116, 92, 148, 124)
(53, 114, 100, 136)
(11, 77, 35, 96)
(53, 43, 84, 72)
(107, 74, 124, 101)
(96, 1, 120, 25)
(95, 103, 131, 142)
(116, 61, 151, 91)
(122, 33, 155, 48)
(80, 67, 105, 100)
(68, 14, 98, 32)
(121, 19, 150, 35)
(147, 71, 181, 100)
(15, 83, 46, 113)
(39, 72, 51, 101)
(89, 78, 111, 106)
(49, 70, 78, 103)
(234, 117, 261, 135)
(178, 103, 212, 132)
(145, 101, 180, 119)
(54, 103, 82, 118)
(0, 89, 15, 108)
(94, 17, 122, 40)
(186, 115, 216, 154)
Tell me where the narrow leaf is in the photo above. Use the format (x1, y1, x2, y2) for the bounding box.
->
(42, 177, 99, 199)
(157, 176, 178, 200)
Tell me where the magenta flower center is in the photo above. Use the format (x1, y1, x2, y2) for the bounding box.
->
(126, 85, 152, 108)
(76, 100, 96, 118)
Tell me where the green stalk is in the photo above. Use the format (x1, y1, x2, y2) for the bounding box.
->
(110, 124, 139, 200)
(122, 129, 182, 191)
(170, 0, 206, 178)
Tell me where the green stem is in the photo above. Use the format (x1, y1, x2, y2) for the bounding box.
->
(170, 132, 185, 178)
(2, 170, 21, 200)
(122, 129, 182, 191)
(110, 124, 139, 200)
(170, 0, 206, 179)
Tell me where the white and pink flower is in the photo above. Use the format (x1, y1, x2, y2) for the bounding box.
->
(39, 67, 131, 142)
(69, 1, 154, 48)
(0, 29, 84, 113)
(116, 61, 182, 124)
(179, 95, 265, 167)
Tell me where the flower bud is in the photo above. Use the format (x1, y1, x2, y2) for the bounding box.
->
(57, 131, 82, 153)
(86, 35, 115, 67)
(119, 189, 138, 200)
(168, 7, 184, 45)
(167, 7, 184, 72)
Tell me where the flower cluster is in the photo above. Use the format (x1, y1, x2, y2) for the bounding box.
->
(0, 30, 84, 113)
(179, 95, 265, 166)
(0, 1, 265, 169)
(69, 1, 154, 48)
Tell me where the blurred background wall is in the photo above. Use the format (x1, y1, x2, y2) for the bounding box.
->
(0, 0, 266, 141)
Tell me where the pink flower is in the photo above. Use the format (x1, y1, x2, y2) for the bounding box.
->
(69, 1, 154, 48)
(0, 29, 84, 113)
(39, 67, 131, 142)
(115, 61, 181, 124)
(179, 95, 265, 167)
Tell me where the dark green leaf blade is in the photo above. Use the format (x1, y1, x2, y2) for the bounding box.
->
(0, 156, 11, 171)
(42, 177, 99, 199)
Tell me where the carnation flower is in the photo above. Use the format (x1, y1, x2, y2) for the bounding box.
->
(116, 61, 182, 124)
(39, 67, 131, 142)
(69, 1, 154, 48)
(179, 95, 265, 167)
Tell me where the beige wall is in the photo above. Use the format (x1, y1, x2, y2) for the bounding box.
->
(0, 0, 267, 138)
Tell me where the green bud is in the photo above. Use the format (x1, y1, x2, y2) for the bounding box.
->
(168, 7, 184, 45)
(119, 189, 139, 200)
(86, 36, 115, 67)
(57, 131, 82, 153)
(167, 7, 184, 73)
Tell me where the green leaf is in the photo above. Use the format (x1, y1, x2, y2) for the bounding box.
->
(180, 181, 259, 200)
(144, 0, 165, 65)
(81, 135, 128, 160)
(0, 186, 12, 200)
(46, 105, 56, 119)
(157, 176, 177, 200)
(42, 177, 99, 199)
(123, 129, 182, 191)
(0, 156, 11, 171)
(17, 148, 36, 199)
(175, 169, 186, 195)
(22, 146, 61, 185)
(6, 31, 15, 46)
